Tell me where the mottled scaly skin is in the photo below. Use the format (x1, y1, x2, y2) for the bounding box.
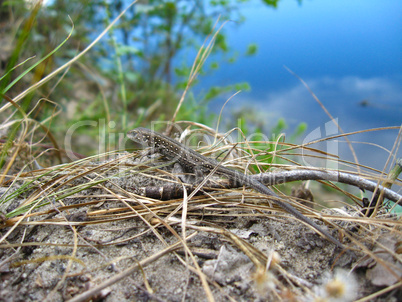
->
(128, 127, 344, 248)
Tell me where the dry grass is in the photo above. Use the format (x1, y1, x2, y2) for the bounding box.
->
(1, 127, 401, 301)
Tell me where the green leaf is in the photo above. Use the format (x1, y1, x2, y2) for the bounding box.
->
(115, 44, 141, 56)
(290, 122, 308, 141)
(271, 118, 287, 137)
(125, 71, 139, 83)
(245, 43, 258, 56)
(262, 0, 279, 8)
(234, 82, 251, 91)
(215, 33, 228, 52)
(174, 66, 190, 77)
(205, 86, 223, 100)
(295, 122, 307, 136)
(210, 61, 219, 69)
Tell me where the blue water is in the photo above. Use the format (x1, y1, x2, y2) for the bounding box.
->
(198, 0, 402, 171)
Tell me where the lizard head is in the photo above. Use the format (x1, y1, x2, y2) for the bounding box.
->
(127, 127, 152, 146)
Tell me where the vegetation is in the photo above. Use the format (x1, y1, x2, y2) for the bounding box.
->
(0, 2, 401, 301)
(0, 0, 282, 163)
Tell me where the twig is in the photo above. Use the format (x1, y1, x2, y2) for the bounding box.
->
(252, 169, 402, 205)
(133, 168, 402, 204)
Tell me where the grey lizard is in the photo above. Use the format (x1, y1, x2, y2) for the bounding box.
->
(127, 127, 345, 248)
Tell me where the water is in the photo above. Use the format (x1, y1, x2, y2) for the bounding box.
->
(199, 0, 402, 172)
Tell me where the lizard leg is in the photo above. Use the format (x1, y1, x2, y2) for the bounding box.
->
(173, 162, 196, 184)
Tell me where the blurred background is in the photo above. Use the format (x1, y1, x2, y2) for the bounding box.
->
(0, 0, 401, 170)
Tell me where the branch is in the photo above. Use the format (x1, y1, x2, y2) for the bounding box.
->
(251, 169, 402, 205)
(131, 168, 402, 205)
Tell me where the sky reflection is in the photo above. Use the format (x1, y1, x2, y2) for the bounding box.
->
(201, 0, 401, 169)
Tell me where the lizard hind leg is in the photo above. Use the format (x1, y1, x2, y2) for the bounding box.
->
(173, 162, 196, 184)
(176, 164, 212, 187)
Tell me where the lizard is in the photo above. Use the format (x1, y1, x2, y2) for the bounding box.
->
(127, 127, 345, 248)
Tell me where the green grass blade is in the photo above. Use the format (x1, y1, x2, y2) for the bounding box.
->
(0, 56, 36, 84)
(2, 23, 74, 94)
